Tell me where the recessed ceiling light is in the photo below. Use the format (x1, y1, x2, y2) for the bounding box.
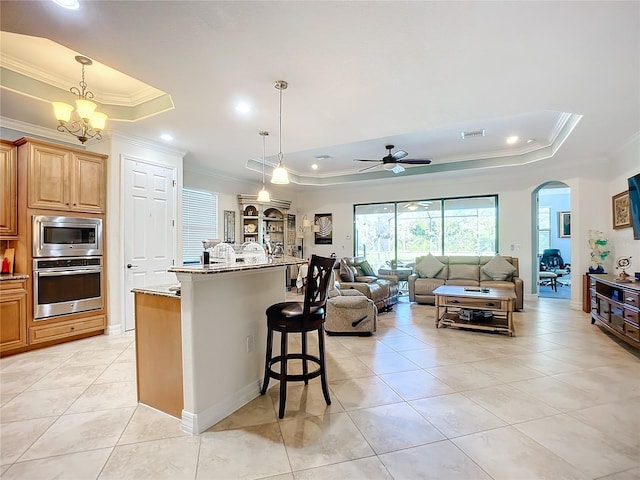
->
(160, 133, 173, 141)
(527, 138, 535, 144)
(235, 102, 251, 114)
(506, 136, 519, 145)
(52, 0, 80, 9)
(311, 164, 318, 170)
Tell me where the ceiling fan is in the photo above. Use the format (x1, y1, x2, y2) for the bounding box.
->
(354, 144, 432, 174)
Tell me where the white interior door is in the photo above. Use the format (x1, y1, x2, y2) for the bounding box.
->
(124, 158, 177, 331)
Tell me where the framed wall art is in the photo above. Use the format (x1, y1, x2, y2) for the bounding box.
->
(314, 213, 333, 245)
(559, 211, 571, 238)
(612, 190, 631, 229)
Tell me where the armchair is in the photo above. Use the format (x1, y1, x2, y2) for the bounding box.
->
(325, 282, 377, 335)
(333, 257, 399, 311)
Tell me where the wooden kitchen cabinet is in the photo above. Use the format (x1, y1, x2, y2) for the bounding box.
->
(0, 278, 28, 353)
(16, 138, 107, 214)
(29, 314, 106, 344)
(0, 140, 18, 238)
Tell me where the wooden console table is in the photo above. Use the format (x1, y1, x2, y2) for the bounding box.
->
(434, 285, 516, 336)
(589, 274, 639, 349)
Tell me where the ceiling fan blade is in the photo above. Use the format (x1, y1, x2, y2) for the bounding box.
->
(359, 163, 381, 173)
(353, 159, 381, 162)
(397, 158, 432, 165)
(392, 150, 408, 160)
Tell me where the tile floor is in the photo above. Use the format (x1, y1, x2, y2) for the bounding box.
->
(1, 296, 639, 479)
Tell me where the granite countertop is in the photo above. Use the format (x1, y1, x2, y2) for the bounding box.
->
(132, 284, 181, 298)
(169, 255, 307, 275)
(0, 273, 29, 281)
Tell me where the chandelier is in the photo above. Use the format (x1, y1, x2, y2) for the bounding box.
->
(257, 131, 271, 202)
(52, 56, 107, 144)
(271, 80, 290, 184)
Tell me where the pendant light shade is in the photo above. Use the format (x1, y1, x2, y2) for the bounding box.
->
(271, 80, 290, 185)
(257, 131, 271, 202)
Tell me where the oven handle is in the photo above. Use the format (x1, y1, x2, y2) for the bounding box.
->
(36, 268, 102, 277)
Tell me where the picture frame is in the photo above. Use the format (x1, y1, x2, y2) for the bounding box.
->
(314, 213, 333, 245)
(612, 190, 631, 229)
(559, 211, 571, 238)
(223, 210, 235, 243)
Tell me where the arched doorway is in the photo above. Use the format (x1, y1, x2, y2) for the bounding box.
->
(532, 182, 572, 299)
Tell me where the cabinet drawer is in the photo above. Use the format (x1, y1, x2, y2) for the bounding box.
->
(624, 308, 639, 326)
(623, 291, 639, 308)
(442, 296, 509, 311)
(624, 323, 640, 342)
(30, 315, 106, 344)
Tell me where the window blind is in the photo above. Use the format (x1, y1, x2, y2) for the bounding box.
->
(183, 188, 218, 263)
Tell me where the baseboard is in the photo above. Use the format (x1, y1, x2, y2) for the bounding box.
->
(106, 323, 122, 336)
(179, 379, 263, 434)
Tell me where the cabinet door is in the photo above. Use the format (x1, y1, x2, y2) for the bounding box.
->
(0, 142, 17, 237)
(71, 153, 105, 213)
(0, 282, 28, 353)
(28, 144, 71, 210)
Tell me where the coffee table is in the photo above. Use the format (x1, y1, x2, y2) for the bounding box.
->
(433, 285, 516, 336)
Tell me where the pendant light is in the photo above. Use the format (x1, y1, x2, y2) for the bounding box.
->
(271, 80, 290, 184)
(257, 131, 271, 202)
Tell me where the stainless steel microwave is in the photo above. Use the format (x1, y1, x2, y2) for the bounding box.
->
(32, 215, 103, 257)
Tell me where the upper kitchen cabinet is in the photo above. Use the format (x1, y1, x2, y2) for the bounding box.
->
(0, 140, 18, 238)
(16, 138, 107, 214)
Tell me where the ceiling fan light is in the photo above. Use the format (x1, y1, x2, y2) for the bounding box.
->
(271, 163, 290, 184)
(75, 98, 97, 120)
(52, 102, 74, 122)
(90, 111, 107, 131)
(382, 163, 395, 171)
(407, 204, 419, 211)
(257, 187, 271, 203)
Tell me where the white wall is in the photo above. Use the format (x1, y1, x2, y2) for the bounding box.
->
(608, 133, 640, 269)
(288, 151, 626, 309)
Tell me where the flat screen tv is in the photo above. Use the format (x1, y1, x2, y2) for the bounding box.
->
(628, 173, 640, 240)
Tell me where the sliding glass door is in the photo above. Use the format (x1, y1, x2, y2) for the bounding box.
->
(354, 195, 497, 268)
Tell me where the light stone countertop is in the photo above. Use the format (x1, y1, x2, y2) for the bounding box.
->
(169, 255, 307, 275)
(132, 284, 181, 298)
(0, 273, 29, 281)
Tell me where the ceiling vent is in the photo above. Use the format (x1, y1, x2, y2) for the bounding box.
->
(461, 129, 486, 139)
(314, 155, 332, 160)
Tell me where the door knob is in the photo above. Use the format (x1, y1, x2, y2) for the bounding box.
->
(126, 264, 138, 269)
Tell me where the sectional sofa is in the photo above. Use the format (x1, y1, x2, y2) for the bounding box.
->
(408, 254, 524, 310)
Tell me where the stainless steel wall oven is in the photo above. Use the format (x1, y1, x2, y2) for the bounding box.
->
(32, 257, 103, 320)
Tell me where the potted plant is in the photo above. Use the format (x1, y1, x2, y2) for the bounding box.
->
(588, 230, 610, 273)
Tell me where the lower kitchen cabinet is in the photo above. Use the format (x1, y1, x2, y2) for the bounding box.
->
(0, 279, 28, 353)
(29, 314, 106, 344)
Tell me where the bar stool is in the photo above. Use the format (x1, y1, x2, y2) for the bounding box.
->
(260, 254, 336, 418)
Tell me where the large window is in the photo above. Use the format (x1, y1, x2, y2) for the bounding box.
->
(182, 188, 218, 263)
(354, 195, 498, 270)
(537, 206, 551, 255)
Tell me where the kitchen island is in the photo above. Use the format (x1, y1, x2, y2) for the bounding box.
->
(135, 255, 306, 434)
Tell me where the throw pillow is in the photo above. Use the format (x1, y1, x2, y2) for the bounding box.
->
(339, 259, 355, 282)
(359, 260, 376, 277)
(415, 253, 445, 278)
(481, 255, 516, 281)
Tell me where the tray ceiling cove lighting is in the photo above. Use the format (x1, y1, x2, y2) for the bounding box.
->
(52, 56, 107, 144)
(271, 80, 290, 185)
(257, 131, 271, 203)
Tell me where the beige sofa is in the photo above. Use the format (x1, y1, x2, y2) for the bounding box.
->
(408, 255, 524, 310)
(334, 257, 399, 311)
